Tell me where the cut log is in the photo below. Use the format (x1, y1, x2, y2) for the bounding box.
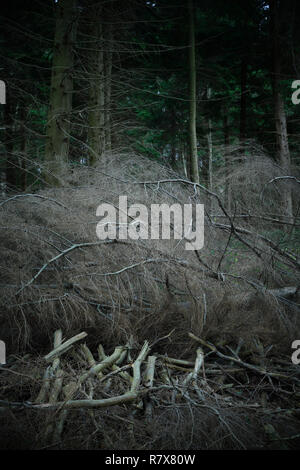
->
(44, 332, 88, 362)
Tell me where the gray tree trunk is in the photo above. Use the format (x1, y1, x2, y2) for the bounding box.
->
(270, 0, 293, 223)
(4, 98, 18, 191)
(104, 21, 113, 154)
(44, 0, 77, 185)
(206, 87, 213, 192)
(223, 110, 231, 211)
(188, 0, 199, 184)
(239, 58, 247, 150)
(87, 4, 105, 166)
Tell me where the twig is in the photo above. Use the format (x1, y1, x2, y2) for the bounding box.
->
(0, 194, 69, 210)
(15, 240, 120, 295)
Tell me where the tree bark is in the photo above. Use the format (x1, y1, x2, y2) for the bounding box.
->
(239, 58, 247, 148)
(104, 20, 113, 154)
(44, 0, 78, 185)
(87, 4, 105, 166)
(4, 98, 17, 191)
(188, 0, 199, 184)
(223, 110, 231, 211)
(270, 0, 293, 223)
(19, 106, 27, 191)
(206, 87, 213, 191)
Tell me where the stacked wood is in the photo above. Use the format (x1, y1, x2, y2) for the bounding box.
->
(1, 328, 299, 448)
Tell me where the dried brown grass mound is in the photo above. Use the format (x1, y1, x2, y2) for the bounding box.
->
(0, 150, 299, 356)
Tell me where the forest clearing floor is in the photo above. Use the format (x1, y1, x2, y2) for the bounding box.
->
(0, 153, 299, 449)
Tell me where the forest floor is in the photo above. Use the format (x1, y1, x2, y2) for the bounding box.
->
(0, 153, 299, 450)
(0, 329, 300, 450)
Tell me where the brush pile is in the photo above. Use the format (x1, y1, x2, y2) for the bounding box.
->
(0, 327, 300, 449)
(0, 150, 299, 449)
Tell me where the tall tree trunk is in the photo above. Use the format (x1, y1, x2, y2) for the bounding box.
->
(104, 21, 113, 154)
(188, 0, 199, 184)
(206, 87, 213, 192)
(19, 106, 27, 191)
(239, 58, 247, 148)
(87, 4, 105, 166)
(44, 0, 77, 185)
(223, 111, 231, 211)
(270, 0, 293, 222)
(170, 108, 177, 167)
(4, 97, 17, 191)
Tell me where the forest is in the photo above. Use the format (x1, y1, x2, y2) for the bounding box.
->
(0, 0, 300, 452)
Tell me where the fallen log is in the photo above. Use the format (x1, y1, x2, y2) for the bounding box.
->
(44, 332, 88, 363)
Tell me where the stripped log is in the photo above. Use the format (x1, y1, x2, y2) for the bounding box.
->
(36, 341, 151, 410)
(144, 355, 156, 422)
(48, 368, 64, 404)
(43, 330, 64, 439)
(80, 344, 96, 368)
(35, 366, 51, 404)
(98, 344, 106, 361)
(44, 332, 88, 363)
(42, 391, 139, 409)
(79, 346, 126, 384)
(131, 341, 150, 393)
(36, 329, 63, 403)
(97, 344, 133, 384)
(144, 356, 156, 388)
(158, 356, 195, 367)
(182, 347, 204, 388)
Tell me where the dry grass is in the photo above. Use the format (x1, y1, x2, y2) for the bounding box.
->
(0, 150, 299, 355)
(0, 149, 299, 450)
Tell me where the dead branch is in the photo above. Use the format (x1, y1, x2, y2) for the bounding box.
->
(15, 240, 122, 295)
(188, 333, 293, 381)
(44, 332, 88, 363)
